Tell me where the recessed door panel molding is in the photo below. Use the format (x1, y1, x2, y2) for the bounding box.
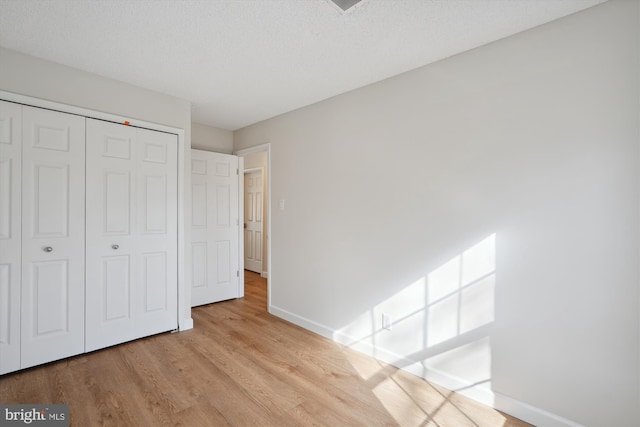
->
(0, 116, 15, 145)
(246, 187, 254, 222)
(143, 142, 167, 164)
(103, 255, 131, 322)
(246, 231, 254, 259)
(0, 158, 12, 239)
(85, 253, 135, 351)
(33, 163, 69, 237)
(216, 240, 231, 284)
(192, 159, 206, 175)
(191, 149, 240, 306)
(192, 242, 207, 288)
(143, 175, 167, 234)
(21, 105, 85, 370)
(0, 264, 11, 344)
(33, 124, 70, 152)
(86, 119, 177, 351)
(192, 184, 207, 228)
(104, 170, 131, 234)
(142, 252, 167, 313)
(0, 101, 21, 375)
(32, 260, 68, 335)
(255, 231, 262, 262)
(255, 191, 262, 222)
(216, 161, 230, 177)
(103, 135, 131, 160)
(216, 184, 231, 228)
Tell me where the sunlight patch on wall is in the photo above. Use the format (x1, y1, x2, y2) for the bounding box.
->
(428, 234, 495, 346)
(334, 233, 497, 403)
(424, 337, 492, 393)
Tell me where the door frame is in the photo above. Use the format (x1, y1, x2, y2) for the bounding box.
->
(234, 143, 271, 312)
(0, 89, 193, 332)
(243, 167, 264, 275)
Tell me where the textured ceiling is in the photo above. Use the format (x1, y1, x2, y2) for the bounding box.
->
(0, 0, 606, 130)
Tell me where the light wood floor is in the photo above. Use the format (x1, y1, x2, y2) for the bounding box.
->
(0, 271, 531, 426)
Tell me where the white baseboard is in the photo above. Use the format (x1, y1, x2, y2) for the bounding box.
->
(261, 271, 269, 279)
(493, 393, 584, 427)
(269, 305, 334, 339)
(179, 317, 194, 331)
(269, 306, 584, 427)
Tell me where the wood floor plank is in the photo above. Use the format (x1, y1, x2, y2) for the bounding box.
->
(169, 401, 231, 427)
(0, 271, 532, 427)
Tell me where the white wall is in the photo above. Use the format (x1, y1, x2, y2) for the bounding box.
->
(192, 122, 234, 153)
(0, 48, 190, 132)
(0, 46, 195, 330)
(234, 1, 640, 426)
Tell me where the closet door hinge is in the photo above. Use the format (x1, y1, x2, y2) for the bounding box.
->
(237, 270, 240, 277)
(236, 168, 239, 175)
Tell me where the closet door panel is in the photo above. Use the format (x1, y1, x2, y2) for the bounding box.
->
(135, 128, 177, 337)
(20, 106, 85, 369)
(0, 101, 22, 375)
(85, 120, 136, 352)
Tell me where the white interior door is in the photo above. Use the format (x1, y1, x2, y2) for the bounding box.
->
(244, 170, 263, 274)
(85, 119, 177, 352)
(191, 149, 240, 306)
(0, 101, 22, 374)
(20, 106, 85, 369)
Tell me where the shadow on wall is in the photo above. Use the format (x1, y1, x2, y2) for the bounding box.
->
(334, 234, 497, 412)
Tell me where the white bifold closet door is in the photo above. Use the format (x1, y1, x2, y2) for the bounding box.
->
(21, 106, 86, 369)
(85, 119, 178, 352)
(0, 101, 22, 374)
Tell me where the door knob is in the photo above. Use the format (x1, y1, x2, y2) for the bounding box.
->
(44, 246, 53, 252)
(112, 244, 119, 250)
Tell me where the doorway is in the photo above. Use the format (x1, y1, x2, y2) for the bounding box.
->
(235, 144, 271, 310)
